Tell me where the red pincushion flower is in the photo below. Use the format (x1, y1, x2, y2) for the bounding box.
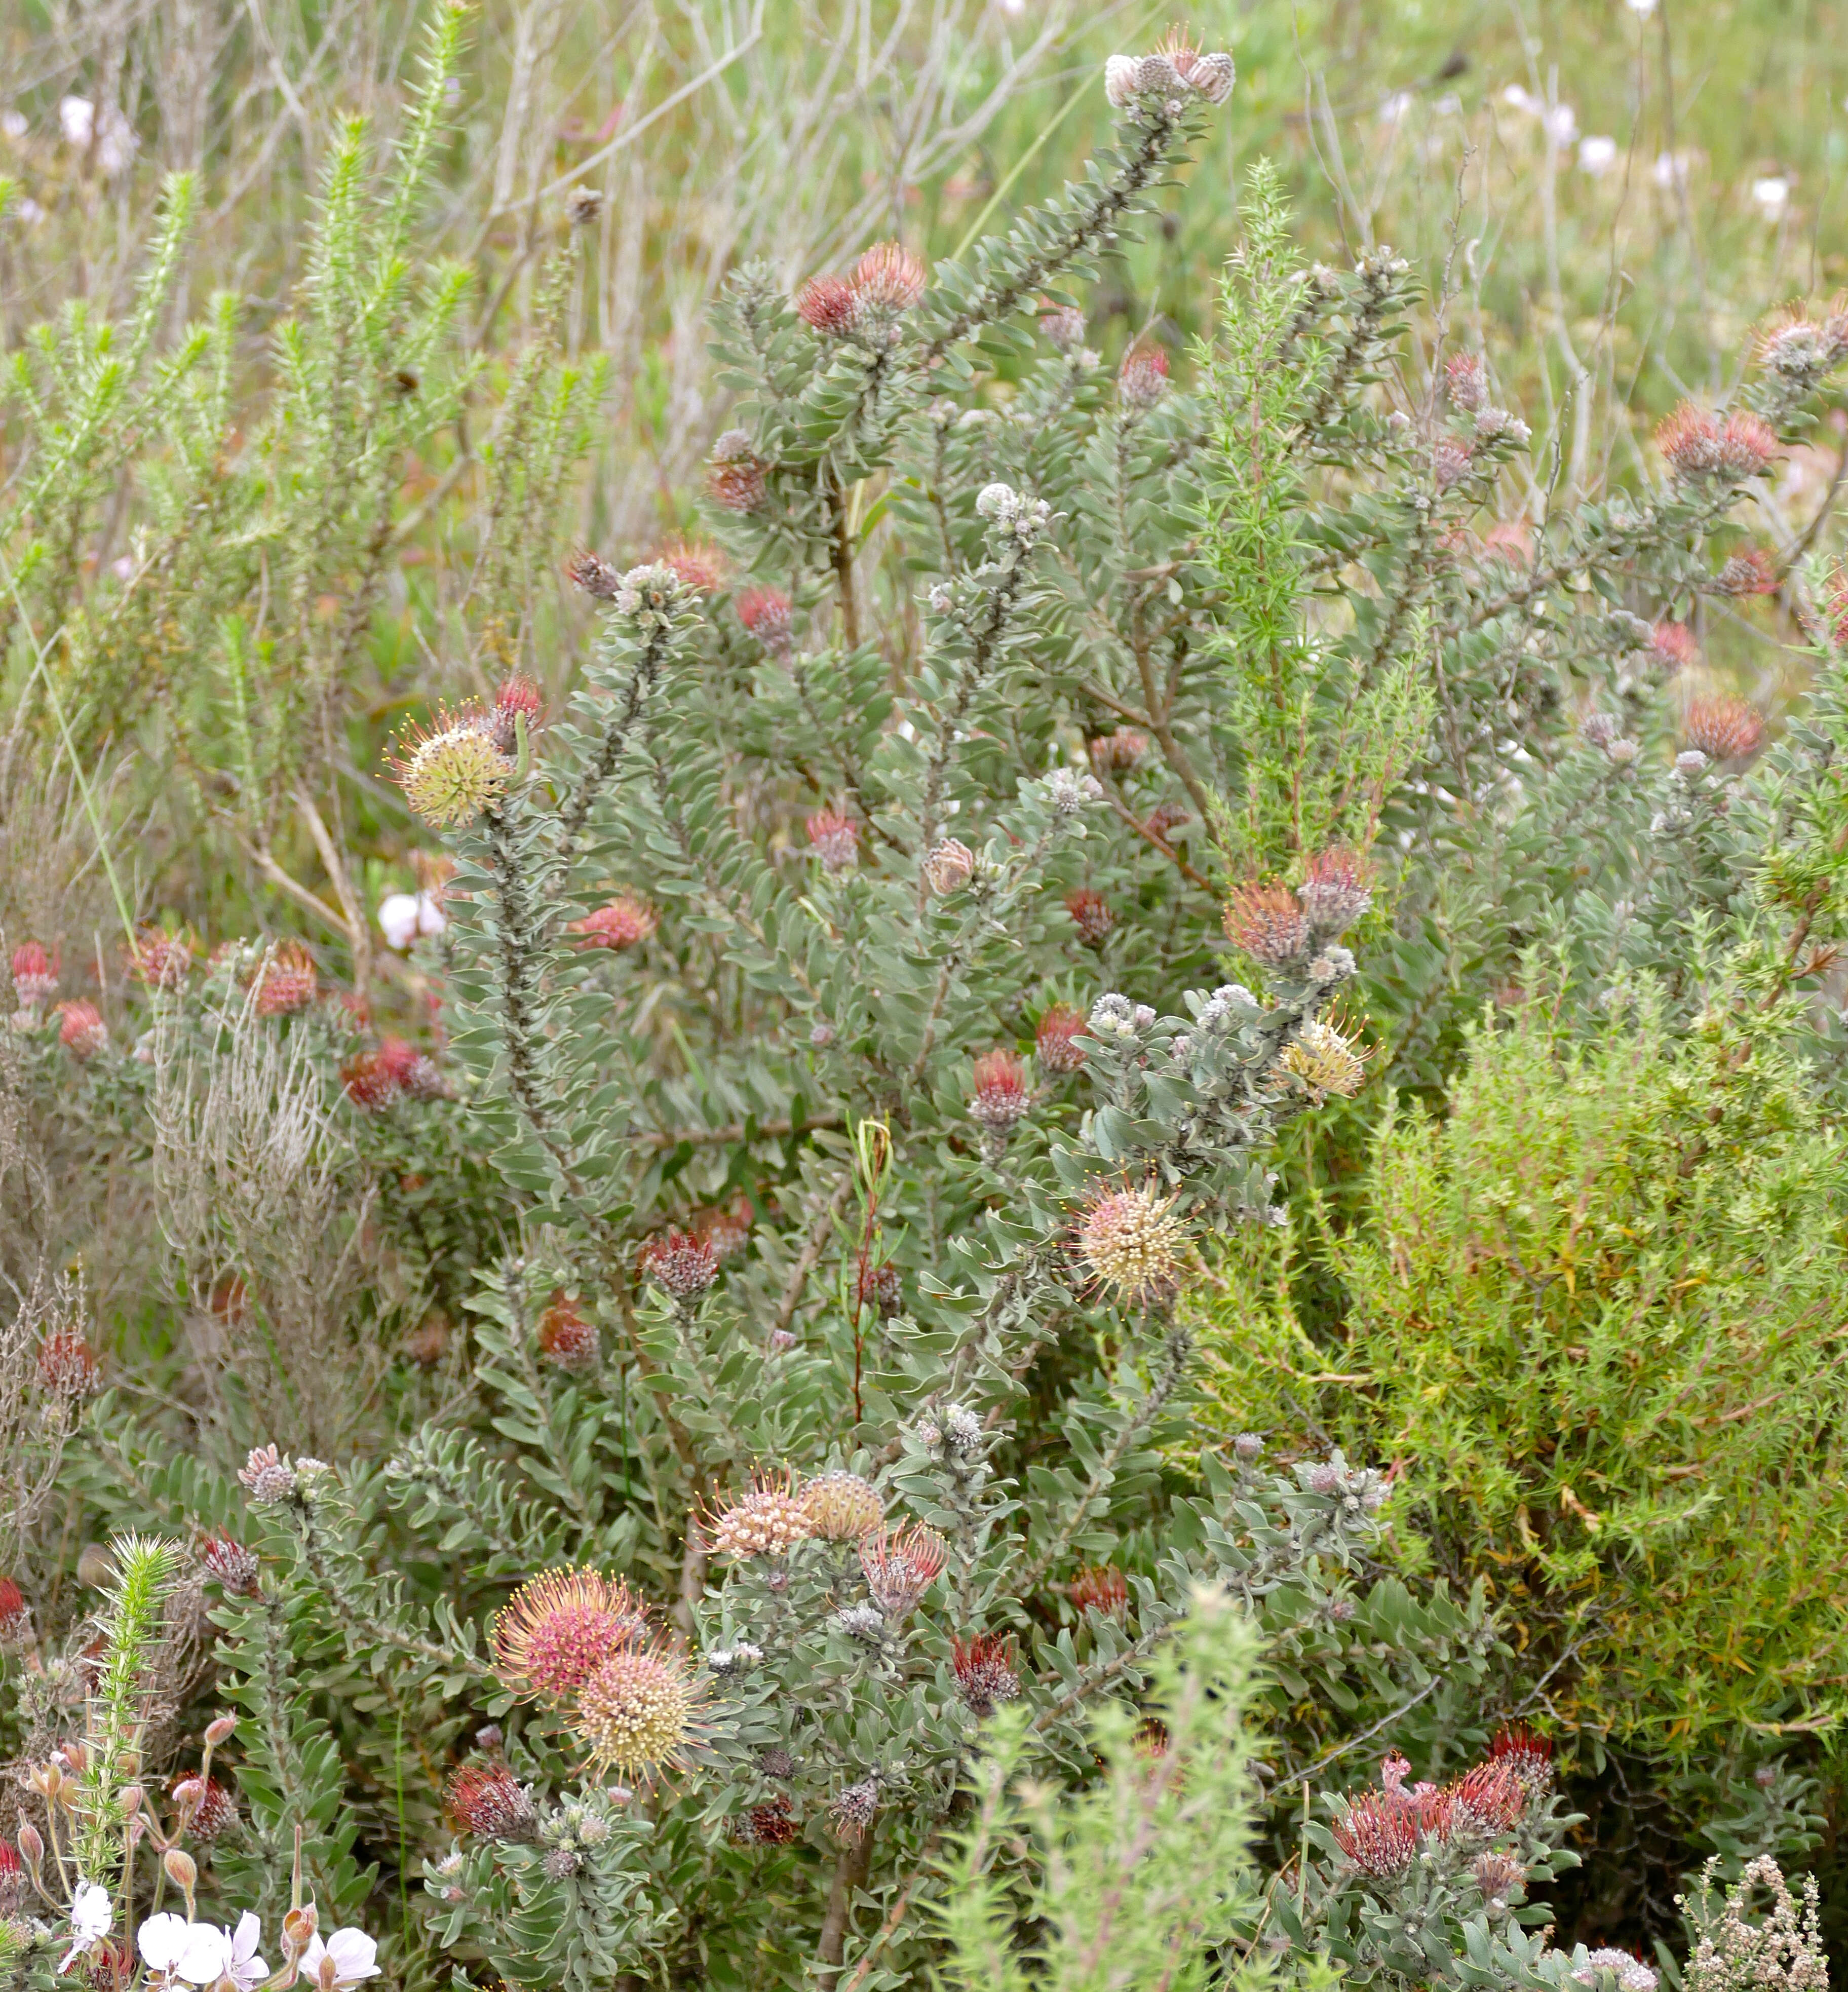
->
(797, 275, 859, 335)
(570, 895, 659, 950)
(1069, 1563, 1129, 1616)
(1064, 888, 1114, 947)
(1332, 1791, 1418, 1878)
(1223, 882, 1310, 967)
(1035, 1003, 1087, 1075)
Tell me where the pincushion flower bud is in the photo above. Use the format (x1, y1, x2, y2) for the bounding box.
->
(1118, 344, 1169, 410)
(254, 942, 317, 1017)
(1650, 620, 1699, 670)
(1332, 1792, 1417, 1877)
(858, 1521, 948, 1615)
(952, 1633, 1021, 1718)
(38, 1329, 100, 1398)
(569, 895, 658, 950)
(923, 838, 976, 894)
(238, 1445, 297, 1504)
(658, 539, 725, 595)
(737, 587, 793, 655)
(1076, 1183, 1191, 1307)
(1683, 694, 1765, 761)
(1040, 303, 1087, 352)
(536, 1294, 598, 1372)
(709, 430, 768, 514)
(1297, 847, 1373, 937)
(796, 274, 859, 335)
(1716, 546, 1778, 596)
(1088, 730, 1146, 773)
(1444, 351, 1488, 412)
(200, 1534, 261, 1596)
(1064, 888, 1114, 947)
(445, 1762, 538, 1842)
(389, 706, 511, 828)
(805, 810, 859, 873)
(968, 1049, 1029, 1135)
(57, 1000, 107, 1059)
(485, 674, 543, 755)
(852, 241, 928, 313)
(1223, 882, 1310, 968)
(1035, 1003, 1086, 1074)
(637, 1228, 718, 1301)
(11, 942, 55, 1009)
(1069, 1563, 1129, 1615)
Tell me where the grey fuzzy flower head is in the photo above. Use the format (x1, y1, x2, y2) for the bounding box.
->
(1088, 993, 1141, 1043)
(1045, 768, 1104, 817)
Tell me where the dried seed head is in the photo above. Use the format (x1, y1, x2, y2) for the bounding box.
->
(731, 1793, 799, 1845)
(1683, 693, 1765, 761)
(829, 1777, 880, 1842)
(1297, 847, 1374, 937)
(758, 1746, 797, 1780)
(796, 274, 859, 335)
(968, 1048, 1030, 1134)
(1118, 344, 1170, 411)
(951, 1633, 1021, 1718)
(445, 1762, 538, 1842)
(923, 837, 976, 895)
(567, 550, 624, 599)
(1064, 888, 1115, 947)
(1277, 1017, 1369, 1102)
(1223, 882, 1311, 968)
(852, 241, 928, 313)
(736, 587, 792, 652)
(199, 1535, 260, 1597)
(564, 185, 602, 225)
(171, 1773, 239, 1843)
(799, 1470, 884, 1542)
(57, 1000, 107, 1059)
(37, 1329, 101, 1398)
(707, 1470, 813, 1559)
(638, 1228, 719, 1301)
(855, 1259, 903, 1320)
(570, 1637, 709, 1780)
(1075, 1183, 1191, 1308)
(1035, 1003, 1087, 1075)
(569, 896, 659, 950)
(805, 810, 860, 874)
(858, 1521, 948, 1616)
(493, 1568, 650, 1703)
(537, 1295, 598, 1372)
(1069, 1563, 1129, 1616)
(390, 707, 511, 828)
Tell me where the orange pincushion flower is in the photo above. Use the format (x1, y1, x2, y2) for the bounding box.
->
(492, 1568, 650, 1703)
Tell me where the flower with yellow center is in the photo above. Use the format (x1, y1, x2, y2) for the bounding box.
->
(1276, 1017, 1369, 1102)
(570, 1637, 709, 1781)
(1075, 1183, 1192, 1309)
(389, 706, 510, 828)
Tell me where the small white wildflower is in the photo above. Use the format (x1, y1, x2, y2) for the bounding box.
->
(1578, 135, 1619, 175)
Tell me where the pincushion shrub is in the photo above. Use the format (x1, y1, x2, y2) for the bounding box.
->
(3, 13, 1848, 1992)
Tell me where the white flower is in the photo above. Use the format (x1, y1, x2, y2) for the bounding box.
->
(1, 109, 26, 140)
(59, 96, 95, 148)
(377, 891, 444, 951)
(1542, 102, 1578, 147)
(220, 1913, 268, 1990)
(61, 1881, 112, 1971)
(1651, 149, 1690, 189)
(1578, 135, 1619, 175)
(1751, 175, 1791, 217)
(1625, 0, 1658, 14)
(95, 108, 138, 177)
(1377, 90, 1413, 127)
(1500, 84, 1535, 112)
(300, 1929, 380, 1988)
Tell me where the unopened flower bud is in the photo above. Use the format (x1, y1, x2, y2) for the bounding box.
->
(924, 838, 976, 895)
(283, 1905, 318, 1958)
(1234, 1432, 1264, 1462)
(17, 1823, 43, 1865)
(163, 1847, 198, 1891)
(204, 1715, 238, 1747)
